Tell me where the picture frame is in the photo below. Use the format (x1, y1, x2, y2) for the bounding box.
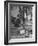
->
(4, 1, 37, 45)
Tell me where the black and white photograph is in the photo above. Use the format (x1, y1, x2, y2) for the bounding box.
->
(4, 1, 37, 44)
